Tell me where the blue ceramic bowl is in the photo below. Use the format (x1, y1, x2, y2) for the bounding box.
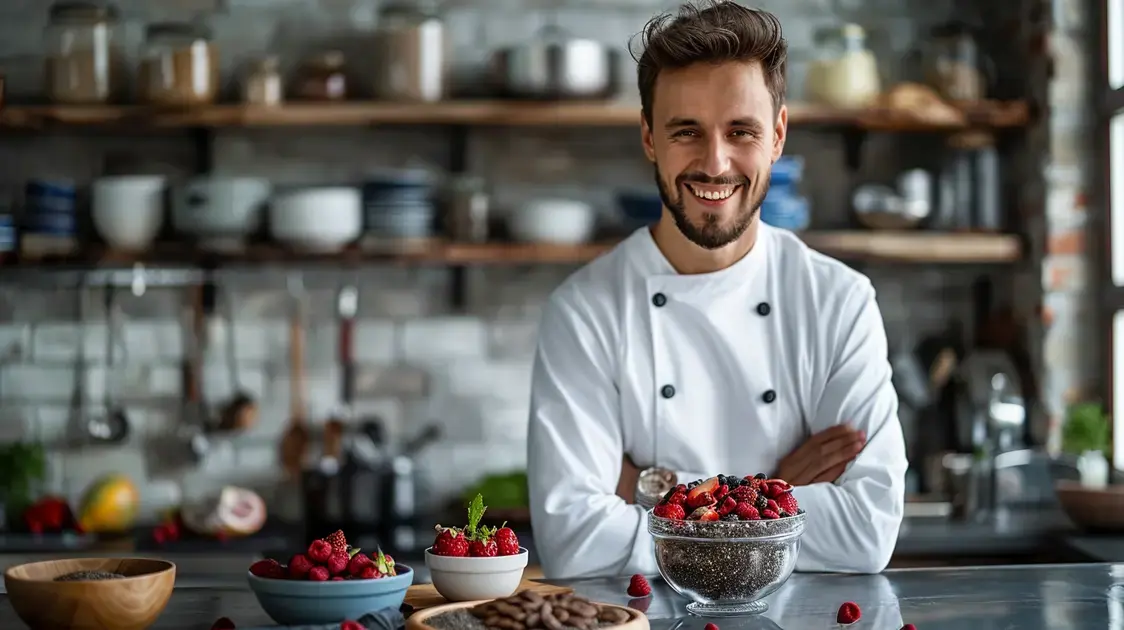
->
(247, 564, 414, 625)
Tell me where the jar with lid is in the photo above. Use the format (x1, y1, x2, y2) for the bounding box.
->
(804, 24, 881, 108)
(291, 51, 349, 101)
(921, 22, 991, 102)
(373, 1, 446, 102)
(242, 56, 283, 106)
(44, 2, 122, 104)
(137, 22, 219, 107)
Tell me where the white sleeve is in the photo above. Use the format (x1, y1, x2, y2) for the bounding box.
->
(790, 281, 908, 574)
(527, 291, 658, 579)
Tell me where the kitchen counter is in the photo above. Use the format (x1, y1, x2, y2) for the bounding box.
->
(1, 562, 1121, 628)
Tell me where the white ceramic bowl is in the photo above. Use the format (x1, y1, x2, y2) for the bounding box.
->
(91, 175, 167, 251)
(424, 547, 528, 602)
(507, 199, 596, 245)
(172, 176, 271, 249)
(270, 187, 362, 252)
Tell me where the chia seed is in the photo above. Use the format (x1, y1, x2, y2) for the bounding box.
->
(54, 570, 126, 582)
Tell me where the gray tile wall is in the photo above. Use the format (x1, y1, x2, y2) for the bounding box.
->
(0, 0, 1084, 520)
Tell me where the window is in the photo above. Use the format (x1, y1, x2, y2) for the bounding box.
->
(1103, 0, 1124, 471)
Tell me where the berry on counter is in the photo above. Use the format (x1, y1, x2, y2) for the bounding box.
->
(495, 527, 521, 556)
(248, 559, 286, 579)
(288, 554, 314, 579)
(836, 601, 861, 625)
(211, 617, 236, 630)
(307, 539, 333, 564)
(308, 566, 330, 582)
(901, 625, 917, 630)
(327, 552, 350, 575)
(340, 620, 365, 630)
(704, 623, 719, 630)
(653, 502, 686, 520)
(626, 574, 652, 597)
(325, 529, 349, 555)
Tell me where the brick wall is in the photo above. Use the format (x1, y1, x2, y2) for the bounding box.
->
(0, 0, 1086, 520)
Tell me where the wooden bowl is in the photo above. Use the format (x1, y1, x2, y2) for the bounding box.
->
(406, 599, 649, 630)
(1055, 481, 1124, 532)
(4, 557, 176, 630)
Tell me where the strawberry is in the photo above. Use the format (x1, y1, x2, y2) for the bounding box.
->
(495, 527, 521, 556)
(288, 554, 314, 579)
(469, 537, 498, 557)
(685, 477, 719, 505)
(836, 602, 861, 625)
(717, 496, 737, 516)
(249, 559, 286, 579)
(653, 502, 686, 520)
(900, 625, 916, 630)
(211, 618, 236, 630)
(327, 552, 350, 576)
(308, 566, 330, 581)
(348, 553, 373, 576)
(307, 539, 333, 564)
(774, 492, 799, 515)
(735, 503, 760, 520)
(324, 530, 348, 555)
(766, 499, 779, 513)
(667, 491, 688, 506)
(687, 491, 715, 509)
(689, 506, 719, 521)
(432, 527, 469, 556)
(627, 574, 651, 597)
(761, 509, 780, 519)
(763, 479, 793, 496)
(713, 484, 729, 500)
(703, 624, 719, 630)
(340, 621, 365, 630)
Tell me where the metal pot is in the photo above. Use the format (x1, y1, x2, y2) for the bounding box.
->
(490, 25, 620, 100)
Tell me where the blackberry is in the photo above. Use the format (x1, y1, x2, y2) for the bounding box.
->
(754, 472, 767, 480)
(717, 474, 727, 486)
(797, 508, 805, 515)
(755, 495, 768, 510)
(729, 476, 743, 487)
(720, 513, 741, 521)
(779, 510, 790, 518)
(688, 480, 700, 489)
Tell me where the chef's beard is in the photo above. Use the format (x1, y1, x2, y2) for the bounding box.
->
(654, 163, 768, 251)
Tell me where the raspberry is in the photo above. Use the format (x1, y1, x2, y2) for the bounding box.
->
(308, 566, 330, 581)
(248, 559, 286, 579)
(324, 530, 348, 555)
(469, 538, 498, 557)
(836, 602, 861, 625)
(653, 502, 686, 520)
(288, 554, 314, 579)
(348, 553, 373, 576)
(717, 496, 737, 516)
(332, 576, 346, 581)
(340, 621, 365, 630)
(307, 539, 333, 564)
(360, 565, 380, 579)
(326, 551, 350, 575)
(729, 485, 757, 502)
(626, 574, 651, 597)
(495, 527, 521, 556)
(211, 618, 236, 630)
(703, 624, 719, 630)
(432, 527, 469, 556)
(774, 492, 799, 515)
(900, 625, 916, 630)
(761, 509, 780, 519)
(766, 499, 779, 513)
(667, 491, 687, 506)
(735, 503, 760, 520)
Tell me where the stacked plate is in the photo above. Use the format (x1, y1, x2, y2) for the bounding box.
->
(361, 170, 436, 241)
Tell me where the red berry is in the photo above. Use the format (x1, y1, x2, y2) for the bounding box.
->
(688, 506, 720, 521)
(327, 551, 350, 575)
(687, 491, 715, 509)
(774, 492, 799, 515)
(704, 624, 718, 630)
(900, 625, 917, 630)
(766, 499, 779, 513)
(308, 566, 330, 581)
(332, 576, 346, 581)
(713, 484, 729, 500)
(836, 601, 861, 625)
(211, 617, 236, 630)
(432, 527, 469, 556)
(307, 539, 333, 564)
(495, 527, 521, 556)
(288, 554, 314, 579)
(626, 574, 651, 597)
(717, 496, 737, 516)
(653, 502, 686, 520)
(667, 491, 688, 506)
(686, 477, 719, 504)
(469, 538, 498, 557)
(324, 530, 348, 555)
(340, 621, 365, 630)
(348, 553, 373, 576)
(152, 526, 167, 544)
(249, 559, 286, 579)
(761, 509, 780, 519)
(735, 502, 760, 520)
(360, 565, 380, 579)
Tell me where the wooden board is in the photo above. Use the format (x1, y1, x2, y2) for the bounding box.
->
(405, 579, 572, 612)
(406, 599, 648, 630)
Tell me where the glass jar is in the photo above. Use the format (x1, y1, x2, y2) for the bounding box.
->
(804, 24, 881, 108)
(922, 22, 990, 102)
(137, 22, 219, 106)
(44, 2, 122, 104)
(242, 56, 283, 106)
(373, 2, 446, 102)
(291, 51, 348, 101)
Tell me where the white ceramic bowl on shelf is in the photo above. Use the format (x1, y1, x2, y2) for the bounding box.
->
(91, 175, 167, 251)
(424, 547, 528, 602)
(270, 187, 362, 252)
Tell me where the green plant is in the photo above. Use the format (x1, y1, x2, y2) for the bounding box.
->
(1061, 401, 1112, 456)
(0, 442, 46, 517)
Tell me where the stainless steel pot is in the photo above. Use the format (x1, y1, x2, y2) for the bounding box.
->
(490, 26, 620, 100)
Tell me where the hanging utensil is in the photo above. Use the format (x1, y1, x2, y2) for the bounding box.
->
(87, 286, 130, 443)
(279, 273, 309, 479)
(181, 282, 209, 462)
(219, 285, 258, 432)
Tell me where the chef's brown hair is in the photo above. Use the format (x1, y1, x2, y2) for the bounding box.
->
(633, 1, 788, 127)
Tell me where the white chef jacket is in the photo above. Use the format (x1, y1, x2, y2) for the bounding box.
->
(527, 223, 907, 579)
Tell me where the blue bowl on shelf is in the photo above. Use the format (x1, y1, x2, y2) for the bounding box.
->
(760, 192, 810, 232)
(770, 156, 804, 186)
(247, 564, 414, 625)
(617, 190, 663, 230)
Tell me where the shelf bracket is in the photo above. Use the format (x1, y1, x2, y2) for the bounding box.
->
(448, 124, 471, 313)
(842, 129, 866, 172)
(191, 127, 213, 174)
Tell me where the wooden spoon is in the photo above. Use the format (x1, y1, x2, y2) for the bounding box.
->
(279, 292, 308, 479)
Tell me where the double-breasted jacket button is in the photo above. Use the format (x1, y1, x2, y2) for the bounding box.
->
(762, 389, 777, 404)
(660, 384, 676, 399)
(652, 293, 667, 307)
(756, 302, 771, 316)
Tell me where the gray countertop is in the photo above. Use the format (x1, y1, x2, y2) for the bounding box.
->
(2, 562, 1123, 628)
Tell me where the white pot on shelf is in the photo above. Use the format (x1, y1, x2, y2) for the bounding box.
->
(1076, 450, 1110, 489)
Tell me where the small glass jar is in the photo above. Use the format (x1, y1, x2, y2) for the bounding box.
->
(922, 22, 990, 102)
(804, 24, 881, 108)
(137, 22, 219, 107)
(290, 51, 348, 101)
(242, 56, 283, 106)
(44, 2, 122, 104)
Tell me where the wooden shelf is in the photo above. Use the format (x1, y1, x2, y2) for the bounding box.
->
(0, 100, 1032, 130)
(3, 232, 1022, 269)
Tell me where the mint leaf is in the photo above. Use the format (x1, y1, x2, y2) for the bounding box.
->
(348, 547, 361, 559)
(376, 548, 390, 574)
(466, 493, 486, 537)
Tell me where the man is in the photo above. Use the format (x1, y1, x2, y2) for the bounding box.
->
(526, 0, 907, 579)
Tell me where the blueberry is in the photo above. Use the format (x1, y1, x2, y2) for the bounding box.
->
(754, 473, 767, 480)
(717, 475, 727, 486)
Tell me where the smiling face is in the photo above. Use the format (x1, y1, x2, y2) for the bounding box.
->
(641, 60, 787, 250)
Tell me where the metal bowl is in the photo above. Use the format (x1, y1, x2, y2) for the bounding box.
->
(648, 511, 805, 616)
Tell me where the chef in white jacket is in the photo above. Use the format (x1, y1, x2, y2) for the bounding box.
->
(527, 2, 907, 579)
